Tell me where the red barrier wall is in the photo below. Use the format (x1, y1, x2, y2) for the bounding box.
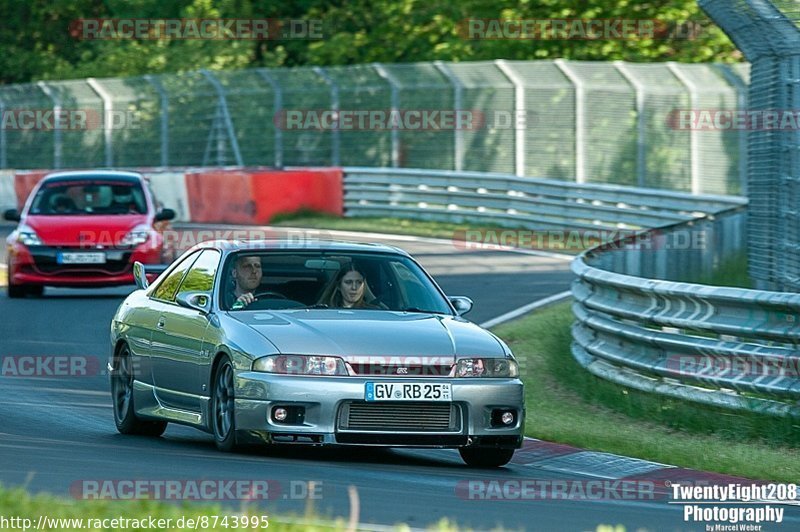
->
(185, 168, 343, 224)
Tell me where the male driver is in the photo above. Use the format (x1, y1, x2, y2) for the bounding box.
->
(230, 255, 262, 309)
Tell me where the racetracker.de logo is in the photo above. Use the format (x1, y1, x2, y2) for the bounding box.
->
(70, 479, 323, 500)
(456, 479, 662, 500)
(458, 19, 705, 40)
(1, 355, 102, 377)
(69, 18, 325, 40)
(667, 109, 800, 131)
(0, 110, 139, 131)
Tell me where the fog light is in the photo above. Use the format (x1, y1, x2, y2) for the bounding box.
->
(273, 407, 288, 422)
(501, 412, 514, 425)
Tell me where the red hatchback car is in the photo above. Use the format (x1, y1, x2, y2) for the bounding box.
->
(3, 170, 175, 298)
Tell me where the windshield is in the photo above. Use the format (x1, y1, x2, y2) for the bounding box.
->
(28, 179, 147, 215)
(221, 250, 453, 314)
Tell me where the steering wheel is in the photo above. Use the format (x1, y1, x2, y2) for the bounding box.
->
(252, 291, 287, 300)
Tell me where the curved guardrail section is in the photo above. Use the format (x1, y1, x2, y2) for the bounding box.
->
(343, 167, 738, 233)
(571, 204, 800, 418)
(342, 167, 791, 416)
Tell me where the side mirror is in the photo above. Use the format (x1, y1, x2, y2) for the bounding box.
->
(449, 296, 474, 316)
(176, 291, 212, 313)
(3, 209, 20, 222)
(155, 208, 176, 222)
(133, 261, 149, 290)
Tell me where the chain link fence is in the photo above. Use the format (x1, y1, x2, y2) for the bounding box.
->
(0, 60, 748, 195)
(700, 0, 800, 291)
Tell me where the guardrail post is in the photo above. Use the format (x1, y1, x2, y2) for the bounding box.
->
(255, 68, 283, 169)
(200, 69, 243, 166)
(433, 61, 464, 172)
(313, 67, 341, 166)
(554, 60, 585, 183)
(86, 78, 114, 167)
(373, 63, 401, 168)
(495, 60, 526, 178)
(145, 75, 169, 168)
(667, 63, 701, 195)
(615, 62, 646, 188)
(36, 82, 62, 169)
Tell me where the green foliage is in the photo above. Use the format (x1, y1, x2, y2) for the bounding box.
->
(0, 0, 739, 84)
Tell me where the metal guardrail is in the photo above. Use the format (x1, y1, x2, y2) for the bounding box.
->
(341, 167, 800, 417)
(343, 167, 740, 233)
(572, 204, 800, 418)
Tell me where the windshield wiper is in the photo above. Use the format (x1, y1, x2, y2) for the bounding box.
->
(400, 307, 445, 314)
(302, 303, 329, 309)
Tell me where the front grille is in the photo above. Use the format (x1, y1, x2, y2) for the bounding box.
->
(29, 246, 133, 275)
(349, 363, 453, 377)
(338, 402, 461, 432)
(335, 433, 468, 446)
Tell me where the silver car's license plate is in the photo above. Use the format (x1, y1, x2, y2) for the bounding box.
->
(365, 382, 452, 402)
(57, 252, 106, 264)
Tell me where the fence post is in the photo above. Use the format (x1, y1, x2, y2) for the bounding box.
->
(614, 62, 646, 188)
(495, 60, 526, 178)
(372, 63, 401, 168)
(0, 90, 6, 169)
(312, 67, 340, 166)
(36, 82, 62, 169)
(255, 68, 283, 169)
(667, 62, 701, 195)
(200, 69, 243, 166)
(145, 75, 169, 168)
(433, 61, 464, 172)
(715, 65, 748, 196)
(86, 78, 114, 167)
(554, 60, 585, 183)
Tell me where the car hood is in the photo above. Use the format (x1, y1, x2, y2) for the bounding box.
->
(23, 214, 149, 246)
(230, 310, 506, 361)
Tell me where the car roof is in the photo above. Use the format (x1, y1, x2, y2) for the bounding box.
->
(190, 238, 410, 256)
(41, 170, 145, 183)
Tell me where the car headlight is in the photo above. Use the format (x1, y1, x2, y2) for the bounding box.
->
(16, 225, 42, 246)
(120, 225, 152, 247)
(456, 358, 519, 378)
(252, 355, 348, 376)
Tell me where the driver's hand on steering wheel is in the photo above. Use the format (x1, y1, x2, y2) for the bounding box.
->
(232, 292, 255, 309)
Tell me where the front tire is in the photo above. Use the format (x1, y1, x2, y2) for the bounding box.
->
(111, 344, 167, 436)
(7, 282, 26, 298)
(211, 356, 240, 452)
(459, 447, 515, 468)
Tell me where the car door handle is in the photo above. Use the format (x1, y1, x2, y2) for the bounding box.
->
(157, 317, 166, 329)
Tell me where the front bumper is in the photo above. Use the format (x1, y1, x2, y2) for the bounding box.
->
(7, 242, 161, 287)
(233, 372, 525, 448)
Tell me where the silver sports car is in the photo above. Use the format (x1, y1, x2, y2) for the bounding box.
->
(109, 239, 524, 466)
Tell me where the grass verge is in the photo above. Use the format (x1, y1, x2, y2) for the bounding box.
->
(497, 301, 800, 482)
(0, 485, 460, 532)
(270, 211, 585, 254)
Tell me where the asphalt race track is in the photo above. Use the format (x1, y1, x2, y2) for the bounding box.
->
(2, 226, 799, 530)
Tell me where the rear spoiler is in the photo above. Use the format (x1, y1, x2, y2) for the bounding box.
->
(133, 261, 169, 289)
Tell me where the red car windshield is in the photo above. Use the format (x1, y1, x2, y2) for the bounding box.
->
(28, 179, 147, 215)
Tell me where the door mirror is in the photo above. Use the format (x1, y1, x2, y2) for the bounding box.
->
(3, 209, 20, 222)
(133, 261, 149, 290)
(176, 291, 212, 313)
(155, 208, 176, 222)
(449, 296, 473, 316)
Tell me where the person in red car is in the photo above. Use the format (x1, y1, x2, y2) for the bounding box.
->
(3, 170, 175, 298)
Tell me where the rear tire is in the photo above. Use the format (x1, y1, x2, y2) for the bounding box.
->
(459, 447, 515, 468)
(111, 344, 167, 436)
(211, 356, 240, 452)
